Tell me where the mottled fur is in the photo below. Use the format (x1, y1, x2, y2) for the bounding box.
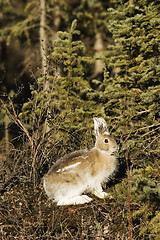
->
(43, 118, 118, 205)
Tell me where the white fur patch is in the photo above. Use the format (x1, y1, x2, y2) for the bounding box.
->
(82, 155, 88, 159)
(104, 131, 110, 135)
(93, 117, 109, 136)
(102, 148, 116, 156)
(56, 162, 81, 173)
(57, 195, 92, 205)
(43, 178, 46, 192)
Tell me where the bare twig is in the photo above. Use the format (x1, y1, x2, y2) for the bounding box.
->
(124, 133, 132, 240)
(8, 96, 35, 154)
(133, 123, 160, 134)
(0, 96, 37, 181)
(143, 135, 160, 151)
(124, 76, 132, 240)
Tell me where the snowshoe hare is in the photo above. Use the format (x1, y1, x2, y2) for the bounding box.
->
(43, 117, 118, 205)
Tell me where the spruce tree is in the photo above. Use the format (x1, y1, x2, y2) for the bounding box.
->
(102, 0, 160, 238)
(20, 20, 105, 151)
(103, 0, 160, 166)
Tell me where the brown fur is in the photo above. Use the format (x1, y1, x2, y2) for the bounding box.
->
(43, 118, 118, 205)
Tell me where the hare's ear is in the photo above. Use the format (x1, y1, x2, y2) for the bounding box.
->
(93, 117, 109, 136)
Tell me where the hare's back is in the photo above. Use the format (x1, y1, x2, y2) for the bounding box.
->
(47, 149, 89, 175)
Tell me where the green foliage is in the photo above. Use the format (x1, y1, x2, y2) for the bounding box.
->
(52, 19, 93, 85)
(0, 0, 39, 44)
(113, 167, 160, 239)
(20, 20, 105, 149)
(102, 1, 160, 237)
(143, 212, 160, 240)
(0, 90, 16, 125)
(131, 168, 160, 202)
(1, 1, 160, 238)
(50, 20, 105, 137)
(101, 0, 160, 167)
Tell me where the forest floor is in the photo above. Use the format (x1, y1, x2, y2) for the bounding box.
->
(0, 150, 132, 240)
(0, 147, 159, 239)
(1, 182, 130, 239)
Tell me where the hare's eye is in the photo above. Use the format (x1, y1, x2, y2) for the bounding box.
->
(104, 139, 108, 143)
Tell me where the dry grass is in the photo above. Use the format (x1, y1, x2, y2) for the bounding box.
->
(0, 142, 131, 240)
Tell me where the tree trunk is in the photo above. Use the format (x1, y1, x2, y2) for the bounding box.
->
(40, 0, 48, 89)
(94, 32, 104, 75)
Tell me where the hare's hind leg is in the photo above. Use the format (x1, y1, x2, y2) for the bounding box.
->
(57, 195, 92, 206)
(56, 178, 93, 205)
(45, 172, 92, 205)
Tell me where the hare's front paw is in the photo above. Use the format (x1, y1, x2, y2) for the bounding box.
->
(93, 190, 109, 199)
(92, 184, 112, 199)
